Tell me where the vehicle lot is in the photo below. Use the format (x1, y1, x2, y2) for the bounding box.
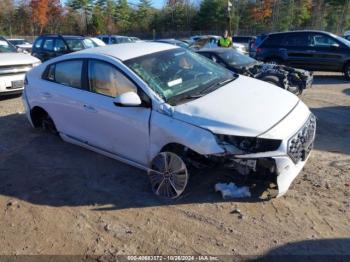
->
(0, 73, 349, 256)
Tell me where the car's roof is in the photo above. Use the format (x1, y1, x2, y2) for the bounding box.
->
(40, 35, 84, 39)
(197, 48, 235, 54)
(7, 38, 25, 41)
(98, 35, 129, 38)
(77, 42, 178, 61)
(268, 30, 333, 36)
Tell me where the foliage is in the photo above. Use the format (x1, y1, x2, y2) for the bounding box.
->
(0, 0, 349, 37)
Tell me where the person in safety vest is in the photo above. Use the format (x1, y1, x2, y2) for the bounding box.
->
(218, 30, 232, 48)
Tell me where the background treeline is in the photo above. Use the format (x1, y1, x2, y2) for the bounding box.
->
(0, 0, 349, 39)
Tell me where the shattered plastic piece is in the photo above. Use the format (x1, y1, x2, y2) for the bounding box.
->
(215, 182, 251, 199)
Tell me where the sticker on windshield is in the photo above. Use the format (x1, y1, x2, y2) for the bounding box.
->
(167, 78, 182, 87)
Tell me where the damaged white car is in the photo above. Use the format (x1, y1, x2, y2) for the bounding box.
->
(23, 42, 316, 199)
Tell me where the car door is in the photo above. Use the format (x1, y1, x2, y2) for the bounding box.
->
(40, 38, 57, 61)
(307, 33, 345, 71)
(79, 59, 151, 165)
(283, 32, 316, 70)
(53, 38, 70, 57)
(40, 59, 94, 140)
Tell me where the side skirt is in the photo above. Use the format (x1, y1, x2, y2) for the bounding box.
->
(60, 133, 150, 172)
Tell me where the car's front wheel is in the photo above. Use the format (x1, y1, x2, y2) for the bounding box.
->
(148, 152, 189, 199)
(344, 63, 350, 80)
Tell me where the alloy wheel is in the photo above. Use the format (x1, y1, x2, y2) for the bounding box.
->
(148, 152, 188, 199)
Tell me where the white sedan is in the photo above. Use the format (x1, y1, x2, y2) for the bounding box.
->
(0, 37, 40, 95)
(22, 42, 316, 199)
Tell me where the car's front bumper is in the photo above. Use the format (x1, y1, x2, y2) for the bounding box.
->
(214, 102, 315, 197)
(0, 73, 25, 95)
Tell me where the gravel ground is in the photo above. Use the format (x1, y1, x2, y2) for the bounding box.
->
(0, 72, 349, 258)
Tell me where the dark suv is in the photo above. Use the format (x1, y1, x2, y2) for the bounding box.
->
(254, 30, 350, 79)
(32, 35, 98, 62)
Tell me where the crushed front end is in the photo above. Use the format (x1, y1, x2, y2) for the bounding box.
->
(208, 112, 316, 197)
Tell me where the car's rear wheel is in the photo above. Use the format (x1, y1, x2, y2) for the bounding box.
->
(344, 63, 350, 80)
(148, 152, 189, 199)
(41, 114, 57, 133)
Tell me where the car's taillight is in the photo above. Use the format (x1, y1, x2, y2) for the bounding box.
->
(256, 47, 262, 54)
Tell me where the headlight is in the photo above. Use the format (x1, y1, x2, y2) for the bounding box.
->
(216, 134, 282, 154)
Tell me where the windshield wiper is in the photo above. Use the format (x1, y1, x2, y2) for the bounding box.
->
(199, 76, 237, 95)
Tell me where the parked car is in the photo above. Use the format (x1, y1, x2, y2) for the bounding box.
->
(87, 37, 106, 47)
(232, 36, 255, 49)
(23, 42, 316, 199)
(197, 48, 313, 95)
(0, 37, 40, 95)
(189, 35, 247, 54)
(254, 30, 350, 80)
(344, 35, 350, 41)
(249, 34, 267, 57)
(32, 35, 101, 62)
(7, 38, 32, 52)
(155, 39, 189, 49)
(97, 35, 135, 45)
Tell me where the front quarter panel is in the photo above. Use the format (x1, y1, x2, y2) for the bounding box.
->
(149, 111, 224, 163)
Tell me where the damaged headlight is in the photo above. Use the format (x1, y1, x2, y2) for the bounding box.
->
(216, 134, 282, 154)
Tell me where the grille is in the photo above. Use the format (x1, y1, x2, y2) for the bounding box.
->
(288, 114, 316, 164)
(0, 64, 33, 75)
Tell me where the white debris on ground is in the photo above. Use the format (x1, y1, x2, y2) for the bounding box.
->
(215, 182, 251, 199)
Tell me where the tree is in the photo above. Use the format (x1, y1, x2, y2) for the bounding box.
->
(30, 0, 49, 34)
(136, 0, 154, 31)
(66, 0, 94, 34)
(115, 0, 131, 32)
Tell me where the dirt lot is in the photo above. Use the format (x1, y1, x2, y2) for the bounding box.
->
(0, 73, 349, 258)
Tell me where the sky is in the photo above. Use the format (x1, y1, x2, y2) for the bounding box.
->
(128, 0, 164, 9)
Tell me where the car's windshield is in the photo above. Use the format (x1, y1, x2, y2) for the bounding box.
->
(83, 38, 96, 48)
(0, 39, 16, 53)
(9, 40, 28, 45)
(65, 39, 85, 51)
(125, 48, 235, 105)
(217, 50, 256, 66)
(332, 33, 350, 48)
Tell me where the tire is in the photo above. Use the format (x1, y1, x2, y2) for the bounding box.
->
(265, 57, 282, 65)
(148, 151, 189, 199)
(260, 75, 282, 88)
(40, 113, 57, 134)
(344, 63, 350, 80)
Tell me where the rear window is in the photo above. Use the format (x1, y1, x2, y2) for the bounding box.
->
(261, 34, 285, 47)
(283, 33, 309, 47)
(43, 60, 83, 89)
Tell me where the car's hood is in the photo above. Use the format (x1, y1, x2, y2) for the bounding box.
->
(173, 75, 299, 137)
(17, 44, 32, 49)
(0, 52, 39, 66)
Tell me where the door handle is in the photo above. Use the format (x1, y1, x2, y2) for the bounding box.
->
(279, 48, 287, 51)
(83, 104, 97, 113)
(305, 50, 316, 53)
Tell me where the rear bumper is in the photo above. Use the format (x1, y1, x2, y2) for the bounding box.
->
(0, 73, 25, 94)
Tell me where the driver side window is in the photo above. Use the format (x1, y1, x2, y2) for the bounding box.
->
(310, 34, 338, 48)
(88, 60, 137, 97)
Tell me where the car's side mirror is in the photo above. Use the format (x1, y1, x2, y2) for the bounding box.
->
(113, 92, 142, 107)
